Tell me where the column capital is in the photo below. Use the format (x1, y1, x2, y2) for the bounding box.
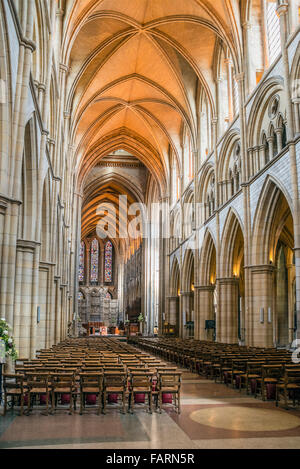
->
(180, 291, 193, 297)
(276, 3, 289, 17)
(56, 8, 65, 17)
(0, 194, 22, 206)
(59, 63, 69, 73)
(216, 277, 239, 285)
(47, 137, 56, 146)
(242, 21, 252, 30)
(244, 264, 276, 273)
(194, 285, 215, 292)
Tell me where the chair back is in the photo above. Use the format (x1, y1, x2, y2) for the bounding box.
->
(79, 372, 103, 390)
(51, 372, 74, 390)
(158, 371, 181, 390)
(26, 373, 49, 391)
(3, 373, 24, 392)
(130, 372, 152, 390)
(103, 372, 127, 389)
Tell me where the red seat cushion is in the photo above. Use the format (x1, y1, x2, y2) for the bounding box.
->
(162, 393, 172, 404)
(108, 393, 118, 403)
(266, 383, 276, 400)
(134, 394, 145, 403)
(86, 394, 97, 405)
(39, 395, 48, 405)
(250, 379, 257, 394)
(235, 375, 241, 389)
(61, 394, 70, 405)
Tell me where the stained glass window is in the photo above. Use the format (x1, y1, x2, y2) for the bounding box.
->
(90, 238, 99, 283)
(78, 241, 85, 283)
(105, 240, 113, 283)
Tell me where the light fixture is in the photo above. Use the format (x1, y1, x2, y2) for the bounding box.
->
(260, 307, 264, 324)
(268, 307, 272, 323)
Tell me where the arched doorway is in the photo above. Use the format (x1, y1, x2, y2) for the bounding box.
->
(251, 179, 295, 347)
(197, 230, 217, 341)
(182, 250, 195, 338)
(219, 211, 245, 344)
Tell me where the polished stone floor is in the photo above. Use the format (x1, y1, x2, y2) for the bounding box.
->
(1, 363, 300, 449)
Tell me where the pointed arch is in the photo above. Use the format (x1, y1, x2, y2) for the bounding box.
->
(252, 176, 294, 266)
(181, 249, 194, 292)
(220, 209, 244, 278)
(170, 256, 180, 296)
(199, 229, 217, 286)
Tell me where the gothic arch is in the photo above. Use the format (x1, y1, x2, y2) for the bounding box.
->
(247, 77, 284, 148)
(181, 249, 194, 292)
(251, 176, 294, 266)
(198, 229, 217, 286)
(170, 256, 180, 296)
(220, 209, 244, 279)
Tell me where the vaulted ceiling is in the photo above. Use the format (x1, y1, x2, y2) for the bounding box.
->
(61, 0, 243, 254)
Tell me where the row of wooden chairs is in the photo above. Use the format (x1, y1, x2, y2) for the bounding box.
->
(132, 337, 300, 410)
(3, 338, 183, 415)
(3, 369, 182, 416)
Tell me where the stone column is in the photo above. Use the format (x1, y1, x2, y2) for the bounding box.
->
(247, 147, 254, 178)
(0, 199, 21, 327)
(181, 291, 192, 339)
(287, 263, 296, 344)
(243, 21, 256, 94)
(14, 240, 39, 358)
(54, 276, 61, 344)
(259, 144, 266, 167)
(168, 296, 179, 335)
(253, 146, 261, 173)
(275, 128, 283, 153)
(248, 265, 275, 348)
(217, 278, 239, 344)
(292, 99, 300, 135)
(224, 58, 233, 122)
(195, 285, 215, 341)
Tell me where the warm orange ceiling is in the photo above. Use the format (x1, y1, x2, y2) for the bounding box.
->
(62, 0, 242, 254)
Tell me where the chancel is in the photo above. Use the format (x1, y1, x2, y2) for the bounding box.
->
(0, 0, 300, 451)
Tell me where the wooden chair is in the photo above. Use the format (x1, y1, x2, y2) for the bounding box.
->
(276, 367, 300, 409)
(238, 361, 264, 394)
(26, 373, 51, 415)
(157, 371, 182, 414)
(129, 371, 153, 414)
(103, 372, 127, 414)
(257, 364, 284, 400)
(226, 359, 248, 388)
(3, 374, 25, 416)
(79, 373, 103, 415)
(51, 373, 76, 415)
